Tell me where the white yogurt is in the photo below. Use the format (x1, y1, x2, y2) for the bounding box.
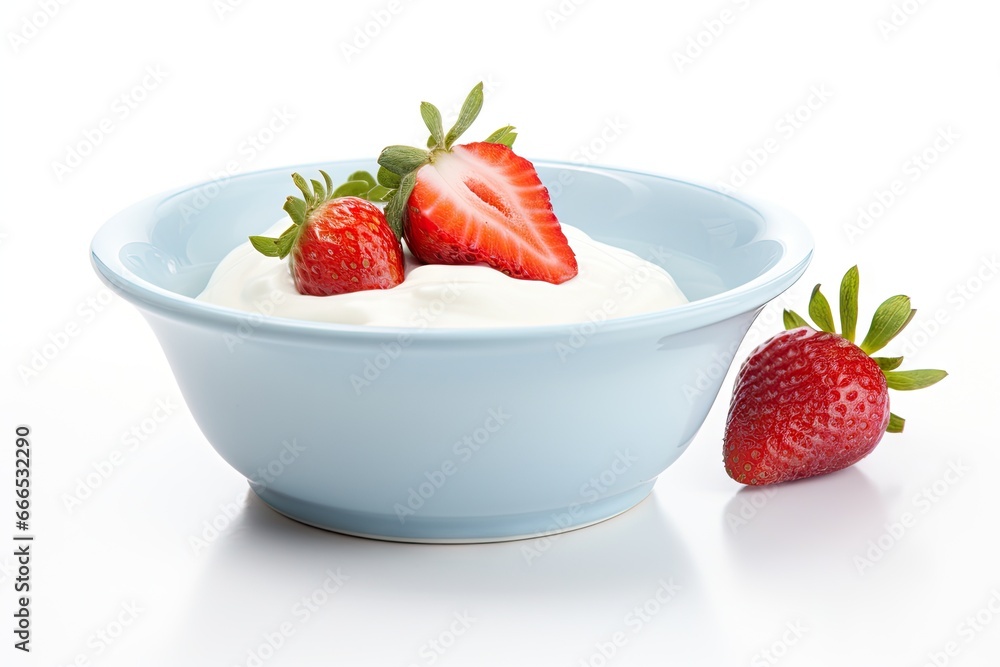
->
(197, 220, 687, 327)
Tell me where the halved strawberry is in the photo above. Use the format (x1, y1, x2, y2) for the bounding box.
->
(358, 83, 578, 284)
(249, 170, 404, 296)
(404, 141, 577, 283)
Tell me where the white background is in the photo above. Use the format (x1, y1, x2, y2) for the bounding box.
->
(3, 0, 998, 665)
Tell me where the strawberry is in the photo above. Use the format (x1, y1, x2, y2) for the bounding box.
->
(723, 266, 947, 485)
(352, 82, 578, 284)
(249, 170, 404, 296)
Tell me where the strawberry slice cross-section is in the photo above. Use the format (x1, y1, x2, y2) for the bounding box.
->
(353, 82, 578, 285)
(406, 141, 578, 284)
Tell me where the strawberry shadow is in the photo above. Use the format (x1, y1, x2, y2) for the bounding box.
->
(721, 467, 891, 586)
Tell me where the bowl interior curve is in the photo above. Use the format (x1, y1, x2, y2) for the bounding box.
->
(92, 159, 812, 330)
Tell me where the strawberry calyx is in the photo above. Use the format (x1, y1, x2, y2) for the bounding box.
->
(782, 265, 947, 433)
(249, 169, 377, 258)
(341, 82, 518, 239)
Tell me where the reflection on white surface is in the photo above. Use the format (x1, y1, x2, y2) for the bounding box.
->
(722, 467, 891, 574)
(141, 489, 737, 665)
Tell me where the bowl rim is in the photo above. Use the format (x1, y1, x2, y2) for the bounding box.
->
(90, 158, 813, 341)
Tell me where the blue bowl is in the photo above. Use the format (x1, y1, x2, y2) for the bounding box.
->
(91, 160, 812, 542)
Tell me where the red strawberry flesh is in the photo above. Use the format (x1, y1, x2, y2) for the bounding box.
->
(404, 142, 578, 284)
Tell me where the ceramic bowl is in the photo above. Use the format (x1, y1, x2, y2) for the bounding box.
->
(91, 160, 812, 542)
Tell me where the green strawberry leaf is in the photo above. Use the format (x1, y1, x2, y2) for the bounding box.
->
(783, 309, 809, 330)
(284, 196, 307, 227)
(333, 179, 374, 198)
(808, 284, 836, 333)
(886, 413, 905, 433)
(485, 125, 517, 148)
(444, 82, 484, 149)
(883, 369, 948, 391)
(421, 101, 445, 149)
(347, 170, 376, 188)
(249, 235, 282, 257)
(378, 145, 430, 176)
(365, 184, 395, 203)
(384, 170, 416, 240)
(291, 173, 313, 204)
(377, 166, 401, 189)
(840, 265, 859, 342)
(859, 296, 913, 354)
(873, 356, 904, 371)
(311, 178, 326, 202)
(276, 227, 298, 258)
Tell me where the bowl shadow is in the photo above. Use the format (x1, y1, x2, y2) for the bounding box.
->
(150, 487, 737, 664)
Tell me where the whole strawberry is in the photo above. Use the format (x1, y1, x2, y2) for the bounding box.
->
(249, 170, 404, 296)
(724, 266, 946, 485)
(346, 82, 578, 285)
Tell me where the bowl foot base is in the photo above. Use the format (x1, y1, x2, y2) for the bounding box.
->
(249, 480, 656, 544)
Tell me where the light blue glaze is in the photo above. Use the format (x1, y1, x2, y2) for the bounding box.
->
(91, 160, 812, 542)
